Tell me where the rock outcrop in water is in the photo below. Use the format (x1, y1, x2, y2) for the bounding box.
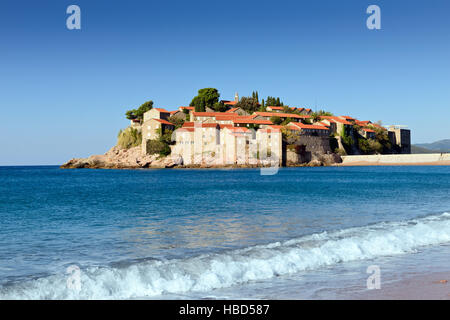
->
(61, 146, 183, 169)
(61, 145, 342, 169)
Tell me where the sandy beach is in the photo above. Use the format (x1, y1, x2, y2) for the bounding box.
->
(338, 154, 450, 166)
(338, 160, 450, 166)
(353, 271, 450, 300)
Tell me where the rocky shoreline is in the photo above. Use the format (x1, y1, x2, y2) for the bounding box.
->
(60, 146, 342, 169)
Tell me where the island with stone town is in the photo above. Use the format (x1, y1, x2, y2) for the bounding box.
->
(61, 88, 411, 169)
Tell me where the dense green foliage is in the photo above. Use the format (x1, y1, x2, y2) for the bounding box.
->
(117, 127, 142, 149)
(168, 115, 184, 129)
(280, 117, 292, 125)
(125, 100, 153, 121)
(251, 91, 259, 102)
(270, 116, 283, 125)
(146, 140, 171, 156)
(265, 96, 284, 107)
(146, 128, 174, 156)
(212, 101, 227, 112)
(358, 138, 383, 154)
(310, 110, 333, 121)
(189, 88, 220, 112)
(281, 126, 301, 144)
(236, 97, 260, 114)
(371, 126, 393, 153)
(340, 129, 354, 154)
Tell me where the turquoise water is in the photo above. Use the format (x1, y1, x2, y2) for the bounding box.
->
(0, 166, 449, 299)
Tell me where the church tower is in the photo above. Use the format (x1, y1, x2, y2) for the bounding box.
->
(234, 92, 239, 102)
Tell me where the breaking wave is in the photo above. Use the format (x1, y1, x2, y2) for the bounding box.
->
(1, 212, 450, 299)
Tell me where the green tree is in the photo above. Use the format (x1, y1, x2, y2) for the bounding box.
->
(265, 96, 284, 107)
(251, 91, 259, 102)
(281, 126, 301, 144)
(190, 88, 220, 112)
(281, 117, 292, 125)
(182, 108, 191, 121)
(340, 130, 354, 154)
(236, 96, 259, 114)
(212, 101, 227, 112)
(370, 126, 393, 153)
(146, 140, 171, 156)
(282, 105, 292, 113)
(270, 116, 283, 125)
(125, 100, 153, 121)
(359, 138, 383, 154)
(168, 115, 184, 129)
(310, 110, 333, 122)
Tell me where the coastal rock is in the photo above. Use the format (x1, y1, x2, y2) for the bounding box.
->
(166, 154, 183, 168)
(61, 146, 343, 169)
(307, 159, 323, 167)
(61, 146, 160, 169)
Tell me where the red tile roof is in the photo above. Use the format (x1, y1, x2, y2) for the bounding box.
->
(179, 106, 194, 111)
(154, 119, 174, 125)
(155, 108, 170, 113)
(291, 123, 329, 130)
(222, 100, 238, 105)
(176, 127, 195, 132)
(320, 116, 352, 125)
(192, 112, 219, 117)
(340, 115, 355, 120)
(181, 122, 218, 128)
(226, 107, 239, 113)
(363, 128, 376, 133)
(215, 114, 240, 121)
(202, 123, 219, 128)
(266, 106, 284, 110)
(182, 122, 194, 127)
(233, 119, 273, 125)
(254, 112, 310, 119)
(223, 127, 252, 134)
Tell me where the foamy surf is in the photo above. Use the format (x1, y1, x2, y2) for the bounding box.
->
(1, 212, 449, 300)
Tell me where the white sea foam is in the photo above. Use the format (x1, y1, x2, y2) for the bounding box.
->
(1, 212, 450, 299)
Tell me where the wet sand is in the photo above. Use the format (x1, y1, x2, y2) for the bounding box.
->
(353, 271, 450, 300)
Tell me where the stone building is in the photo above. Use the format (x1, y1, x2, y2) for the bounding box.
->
(172, 122, 282, 166)
(388, 126, 411, 154)
(141, 108, 175, 153)
(143, 108, 170, 122)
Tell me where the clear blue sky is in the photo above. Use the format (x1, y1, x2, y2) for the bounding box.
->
(0, 0, 449, 165)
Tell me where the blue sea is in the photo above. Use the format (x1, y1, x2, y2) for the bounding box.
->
(0, 166, 449, 299)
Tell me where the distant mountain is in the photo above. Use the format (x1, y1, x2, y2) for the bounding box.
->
(413, 139, 450, 153)
(411, 145, 435, 154)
